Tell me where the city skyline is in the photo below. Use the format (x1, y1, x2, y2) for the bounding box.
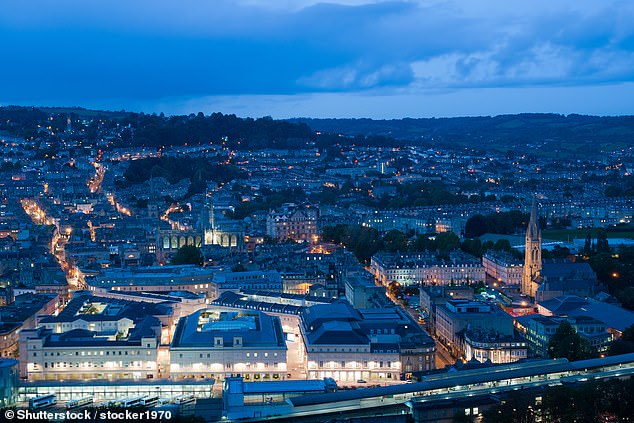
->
(1, 0, 633, 118)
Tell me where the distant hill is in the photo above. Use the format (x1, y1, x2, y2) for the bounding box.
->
(290, 114, 634, 156)
(3, 106, 633, 156)
(0, 106, 314, 150)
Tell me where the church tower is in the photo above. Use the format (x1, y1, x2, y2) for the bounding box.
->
(203, 193, 217, 245)
(522, 196, 542, 297)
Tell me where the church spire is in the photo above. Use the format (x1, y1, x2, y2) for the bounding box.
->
(522, 195, 542, 298)
(527, 195, 540, 239)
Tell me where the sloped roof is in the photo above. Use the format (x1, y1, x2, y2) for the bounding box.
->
(542, 261, 596, 280)
(539, 295, 634, 332)
(538, 295, 589, 314)
(307, 320, 367, 345)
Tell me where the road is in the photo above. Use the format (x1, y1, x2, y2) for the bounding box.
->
(286, 338, 307, 380)
(88, 161, 106, 194)
(434, 339, 455, 368)
(401, 304, 456, 369)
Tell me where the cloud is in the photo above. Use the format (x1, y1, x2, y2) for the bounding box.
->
(297, 62, 413, 90)
(135, 82, 634, 119)
(1, 0, 633, 116)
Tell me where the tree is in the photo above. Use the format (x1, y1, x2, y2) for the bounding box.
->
(550, 244, 571, 259)
(609, 323, 634, 355)
(320, 224, 382, 264)
(465, 214, 488, 238)
(493, 239, 512, 252)
(615, 287, 634, 310)
(383, 229, 408, 252)
(231, 263, 248, 272)
(387, 282, 404, 301)
(353, 227, 382, 263)
(605, 185, 623, 197)
(461, 238, 483, 257)
(482, 390, 537, 423)
(412, 234, 434, 252)
(548, 321, 592, 361)
(583, 233, 592, 256)
(596, 229, 610, 254)
(171, 245, 203, 266)
(435, 232, 460, 253)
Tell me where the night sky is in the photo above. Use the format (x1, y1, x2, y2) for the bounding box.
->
(1, 0, 633, 118)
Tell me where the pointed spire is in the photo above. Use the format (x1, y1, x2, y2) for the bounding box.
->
(527, 194, 540, 239)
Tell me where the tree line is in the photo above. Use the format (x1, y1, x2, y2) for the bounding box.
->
(477, 377, 634, 423)
(320, 225, 517, 264)
(464, 211, 530, 238)
(120, 156, 243, 197)
(117, 112, 314, 150)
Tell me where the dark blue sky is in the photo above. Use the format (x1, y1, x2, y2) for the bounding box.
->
(1, 0, 633, 118)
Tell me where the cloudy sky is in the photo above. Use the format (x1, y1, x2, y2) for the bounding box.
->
(1, 0, 633, 118)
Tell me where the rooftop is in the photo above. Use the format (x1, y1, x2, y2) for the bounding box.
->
(540, 295, 634, 332)
(171, 309, 286, 349)
(40, 293, 172, 325)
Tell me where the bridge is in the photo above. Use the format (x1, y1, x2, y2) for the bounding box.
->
(224, 352, 634, 421)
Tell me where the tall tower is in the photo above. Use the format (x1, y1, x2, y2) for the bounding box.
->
(522, 196, 542, 297)
(203, 193, 216, 245)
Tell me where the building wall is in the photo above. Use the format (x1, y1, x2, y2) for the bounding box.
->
(22, 334, 159, 381)
(400, 346, 435, 376)
(463, 337, 527, 364)
(0, 295, 58, 358)
(0, 359, 19, 408)
(371, 254, 485, 287)
(40, 317, 135, 336)
(482, 254, 523, 286)
(266, 208, 318, 242)
(306, 349, 401, 382)
(435, 303, 514, 356)
(169, 347, 287, 382)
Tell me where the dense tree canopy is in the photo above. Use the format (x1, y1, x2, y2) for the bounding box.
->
(321, 224, 382, 264)
(547, 321, 592, 361)
(118, 112, 314, 150)
(481, 378, 634, 423)
(609, 324, 634, 355)
(465, 211, 529, 237)
(171, 245, 203, 266)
